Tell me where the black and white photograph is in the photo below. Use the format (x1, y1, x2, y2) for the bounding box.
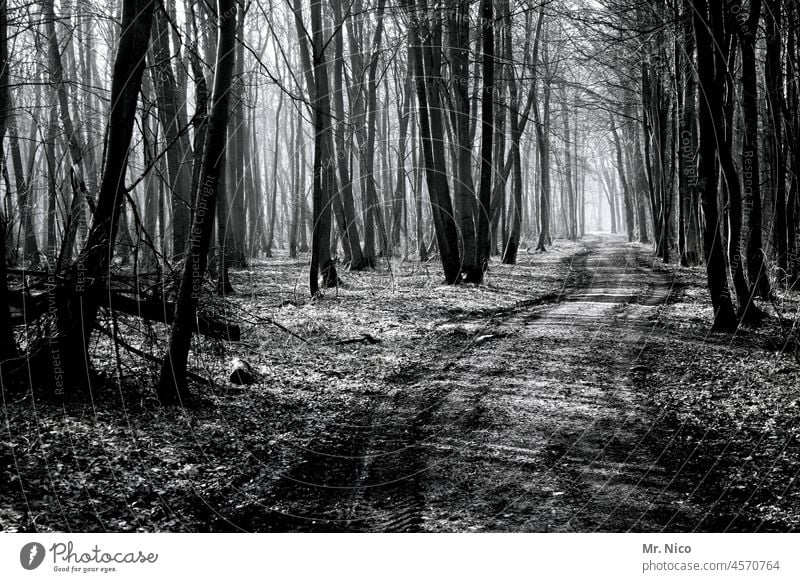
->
(0, 0, 799, 564)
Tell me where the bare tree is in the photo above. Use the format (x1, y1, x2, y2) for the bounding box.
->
(158, 0, 237, 401)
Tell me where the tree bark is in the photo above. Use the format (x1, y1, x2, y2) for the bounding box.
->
(0, 0, 17, 360)
(408, 0, 461, 283)
(693, 0, 737, 331)
(475, 0, 495, 274)
(47, 0, 157, 390)
(150, 7, 193, 260)
(42, 0, 92, 265)
(447, 0, 478, 277)
(158, 0, 236, 401)
(331, 0, 365, 269)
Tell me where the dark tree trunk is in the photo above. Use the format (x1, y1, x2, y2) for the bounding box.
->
(693, 0, 737, 331)
(0, 0, 17, 360)
(530, 10, 550, 251)
(764, 0, 787, 276)
(736, 0, 770, 297)
(408, 0, 461, 284)
(448, 0, 478, 277)
(158, 0, 236, 401)
(46, 0, 157, 390)
(331, 0, 365, 269)
(475, 0, 494, 273)
(308, 0, 339, 294)
(677, 0, 702, 265)
(151, 7, 193, 260)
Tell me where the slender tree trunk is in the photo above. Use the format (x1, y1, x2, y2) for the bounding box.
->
(448, 0, 478, 277)
(331, 0, 366, 269)
(561, 83, 576, 241)
(475, 0, 494, 274)
(7, 101, 39, 264)
(678, 0, 701, 265)
(502, 0, 523, 264)
(308, 0, 339, 294)
(391, 67, 412, 253)
(265, 92, 283, 257)
(408, 0, 461, 283)
(0, 0, 17, 359)
(150, 7, 193, 260)
(158, 0, 236, 401)
(693, 0, 737, 331)
(529, 11, 551, 251)
(611, 117, 634, 242)
(43, 0, 92, 266)
(45, 87, 59, 258)
(48, 0, 156, 390)
(764, 0, 787, 276)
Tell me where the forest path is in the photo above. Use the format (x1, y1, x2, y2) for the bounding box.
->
(245, 234, 704, 531)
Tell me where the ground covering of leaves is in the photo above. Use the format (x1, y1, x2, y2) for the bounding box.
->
(1, 237, 799, 532)
(635, 262, 800, 531)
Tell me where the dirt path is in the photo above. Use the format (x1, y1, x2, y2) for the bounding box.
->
(245, 235, 706, 532)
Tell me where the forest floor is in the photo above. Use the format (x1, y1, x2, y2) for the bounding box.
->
(2, 234, 800, 532)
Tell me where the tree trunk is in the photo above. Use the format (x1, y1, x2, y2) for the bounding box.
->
(475, 0, 495, 274)
(158, 0, 236, 401)
(764, 0, 787, 276)
(0, 0, 17, 360)
(48, 0, 156, 390)
(408, 0, 461, 283)
(331, 0, 366, 269)
(43, 0, 92, 267)
(693, 0, 737, 331)
(531, 11, 550, 251)
(225, 2, 248, 268)
(308, 0, 339, 294)
(447, 0, 478, 277)
(736, 0, 768, 295)
(150, 7, 193, 260)
(265, 92, 283, 257)
(678, 0, 701, 265)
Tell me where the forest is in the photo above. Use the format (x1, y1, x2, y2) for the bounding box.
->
(0, 0, 799, 532)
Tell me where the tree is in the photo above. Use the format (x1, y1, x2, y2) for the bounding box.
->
(447, 0, 478, 278)
(158, 0, 237, 402)
(0, 0, 16, 361)
(408, 0, 461, 284)
(531, 9, 551, 252)
(150, 6, 193, 260)
(732, 0, 769, 297)
(39, 0, 157, 391)
(475, 0, 494, 274)
(42, 0, 94, 267)
(692, 0, 737, 330)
